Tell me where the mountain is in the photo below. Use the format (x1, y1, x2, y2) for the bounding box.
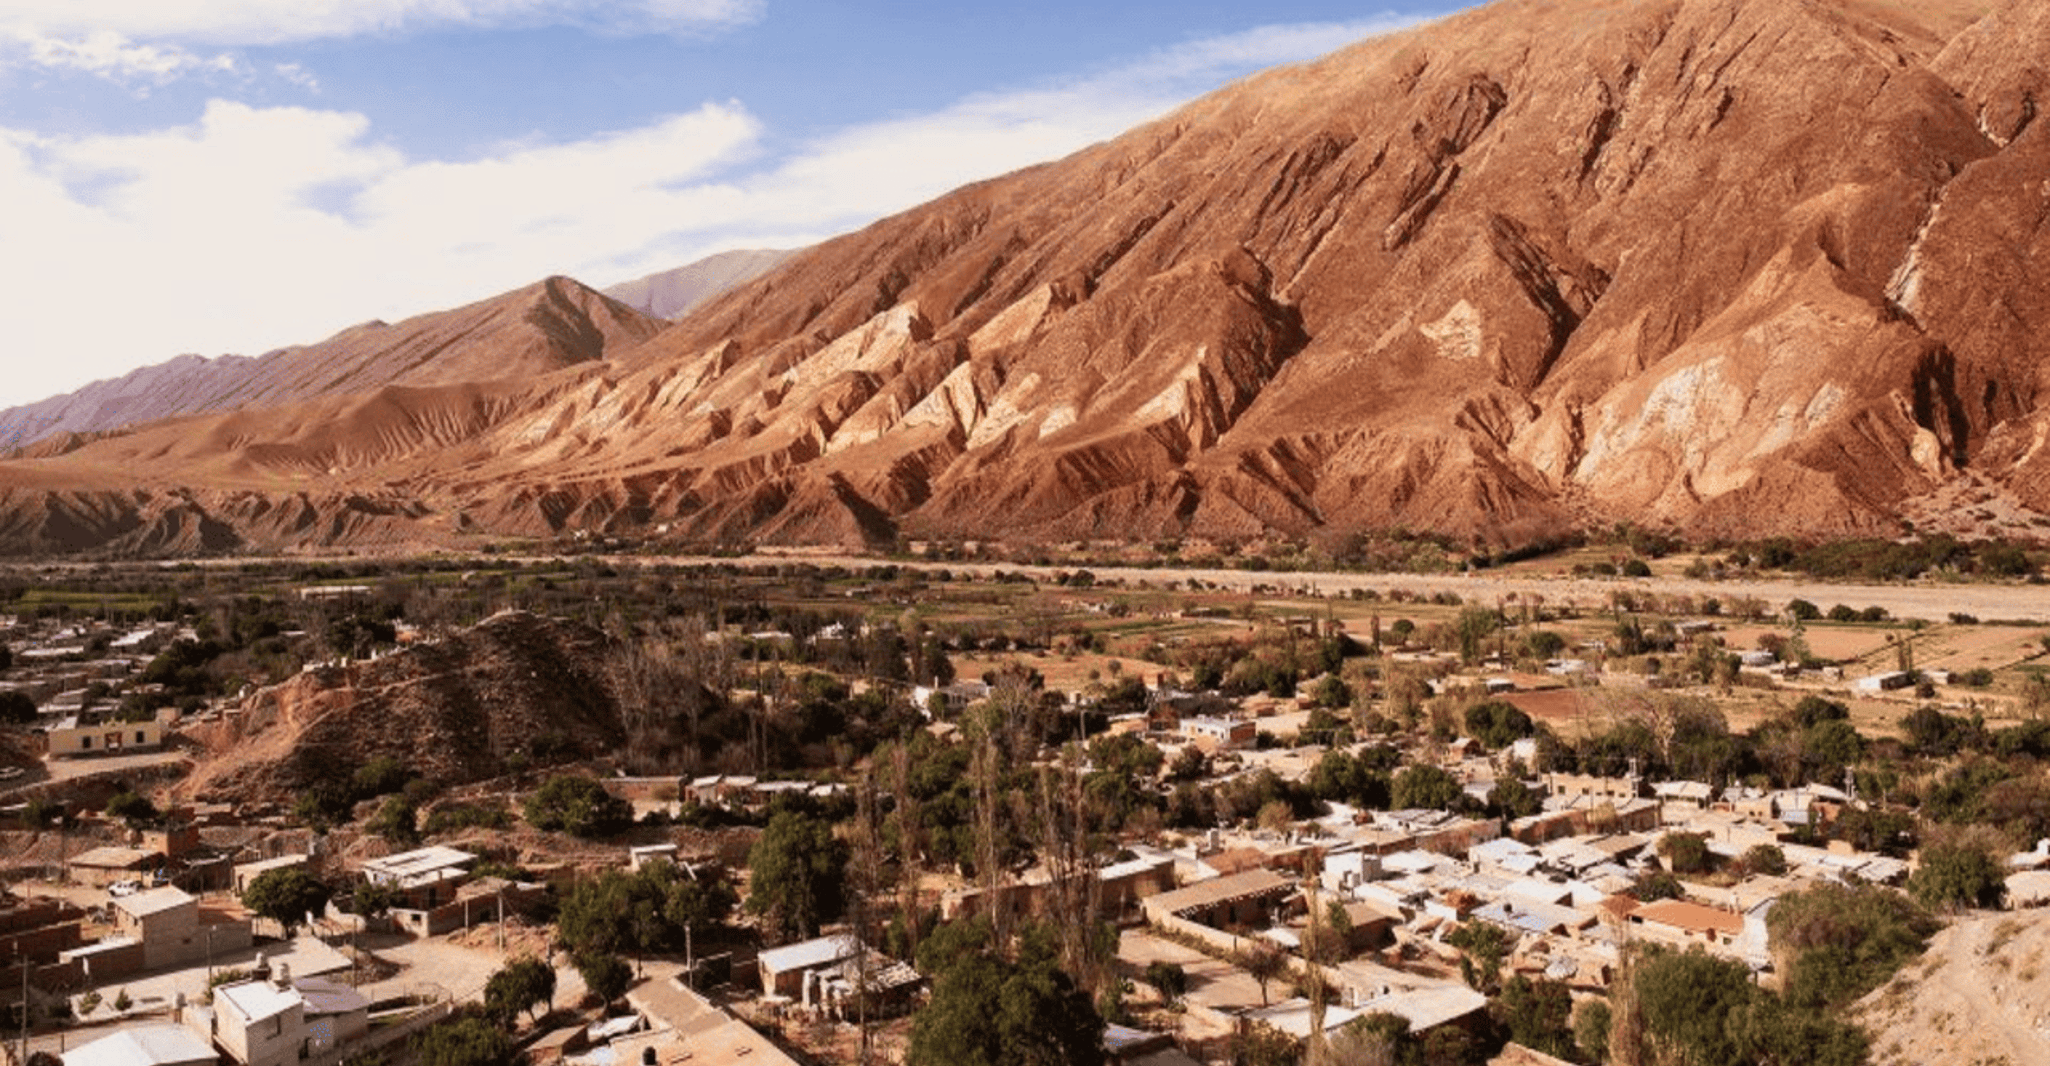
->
(0, 277, 661, 449)
(602, 249, 794, 319)
(3, 0, 2050, 556)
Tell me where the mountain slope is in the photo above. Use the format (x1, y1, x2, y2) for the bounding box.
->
(0, 276, 661, 449)
(602, 249, 794, 319)
(3, 0, 2049, 555)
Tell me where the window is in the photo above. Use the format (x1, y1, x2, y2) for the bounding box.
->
(80, 736, 91, 750)
(136, 731, 147, 744)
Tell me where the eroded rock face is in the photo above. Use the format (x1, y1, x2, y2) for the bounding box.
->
(3, 0, 2049, 554)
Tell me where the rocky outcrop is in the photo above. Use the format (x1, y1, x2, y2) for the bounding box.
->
(3, 0, 2049, 554)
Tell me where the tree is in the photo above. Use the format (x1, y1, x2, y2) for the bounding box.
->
(0, 690, 35, 723)
(746, 808, 849, 942)
(1657, 831, 1712, 875)
(557, 863, 737, 960)
(575, 953, 633, 1008)
(1634, 947, 1755, 1066)
(522, 775, 632, 838)
(1494, 975, 1574, 1059)
(1908, 840, 2007, 911)
(907, 919, 1106, 1066)
(1462, 700, 1535, 749)
(483, 957, 555, 1025)
(416, 1011, 516, 1066)
(1142, 961, 1187, 1005)
(369, 796, 421, 846)
(336, 879, 401, 921)
(1444, 920, 1509, 994)
(1573, 1000, 1611, 1065)
(1390, 765, 1462, 811)
(1487, 778, 1541, 820)
(104, 790, 158, 827)
(1768, 882, 1936, 1011)
(1240, 941, 1287, 1007)
(241, 867, 332, 937)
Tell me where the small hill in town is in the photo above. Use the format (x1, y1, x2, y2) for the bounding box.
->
(175, 610, 634, 807)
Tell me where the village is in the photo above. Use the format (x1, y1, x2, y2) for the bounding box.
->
(0, 554, 2043, 1066)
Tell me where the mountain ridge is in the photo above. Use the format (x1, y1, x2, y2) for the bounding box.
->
(1, 0, 2047, 556)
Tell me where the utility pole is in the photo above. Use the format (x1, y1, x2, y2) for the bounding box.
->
(18, 951, 29, 1066)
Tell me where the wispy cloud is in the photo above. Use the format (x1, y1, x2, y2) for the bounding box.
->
(0, 0, 765, 46)
(0, 14, 1420, 407)
(6, 28, 240, 86)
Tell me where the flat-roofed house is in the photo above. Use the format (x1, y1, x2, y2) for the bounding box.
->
(1625, 898, 1744, 950)
(63, 1025, 219, 1066)
(1141, 870, 1294, 931)
(112, 886, 253, 970)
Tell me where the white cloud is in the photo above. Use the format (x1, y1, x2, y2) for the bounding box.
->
(7, 27, 240, 84)
(0, 15, 1421, 408)
(0, 0, 764, 46)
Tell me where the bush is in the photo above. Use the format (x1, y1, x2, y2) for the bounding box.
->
(522, 775, 632, 838)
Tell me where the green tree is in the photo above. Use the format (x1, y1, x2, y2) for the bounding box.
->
(1573, 999, 1611, 1065)
(1240, 941, 1287, 1007)
(1444, 920, 1510, 994)
(1634, 947, 1754, 1066)
(907, 919, 1106, 1066)
(575, 953, 633, 1008)
(369, 796, 421, 847)
(1390, 764, 1462, 810)
(104, 790, 158, 828)
(1494, 975, 1573, 1059)
(1908, 840, 2007, 911)
(416, 1011, 516, 1066)
(1488, 778, 1541, 820)
(1462, 700, 1535, 749)
(557, 863, 737, 960)
(745, 808, 849, 942)
(1142, 961, 1187, 1005)
(240, 867, 333, 937)
(483, 957, 555, 1025)
(1658, 831, 1712, 875)
(1768, 882, 1936, 1011)
(522, 775, 632, 838)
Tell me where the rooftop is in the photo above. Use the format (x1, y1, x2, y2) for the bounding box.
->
(216, 978, 303, 1023)
(62, 1025, 217, 1066)
(113, 886, 194, 920)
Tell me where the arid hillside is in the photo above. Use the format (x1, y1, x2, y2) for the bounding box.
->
(602, 248, 794, 319)
(176, 610, 633, 806)
(3, 0, 2050, 554)
(0, 277, 659, 448)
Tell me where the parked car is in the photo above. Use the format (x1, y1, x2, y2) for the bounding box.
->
(108, 880, 142, 897)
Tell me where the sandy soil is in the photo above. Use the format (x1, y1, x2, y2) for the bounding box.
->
(1858, 911, 2050, 1066)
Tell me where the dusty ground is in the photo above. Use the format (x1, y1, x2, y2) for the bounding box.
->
(1858, 911, 2050, 1066)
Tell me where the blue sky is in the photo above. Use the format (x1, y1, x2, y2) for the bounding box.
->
(0, 1, 1468, 408)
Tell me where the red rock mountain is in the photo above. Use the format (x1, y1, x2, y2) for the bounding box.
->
(4, 0, 2049, 555)
(0, 277, 660, 448)
(601, 249, 794, 320)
